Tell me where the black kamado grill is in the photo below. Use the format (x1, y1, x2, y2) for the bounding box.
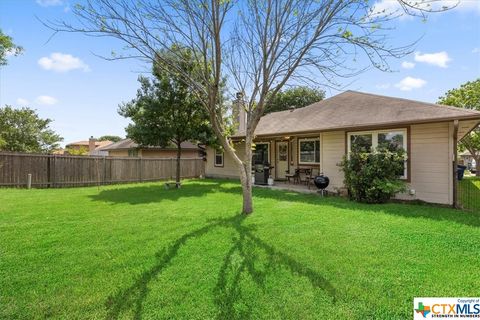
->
(314, 174, 330, 196)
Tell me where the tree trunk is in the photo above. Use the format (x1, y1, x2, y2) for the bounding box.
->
(239, 136, 254, 214)
(176, 142, 182, 187)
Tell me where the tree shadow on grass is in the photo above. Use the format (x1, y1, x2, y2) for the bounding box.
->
(90, 179, 479, 227)
(104, 214, 336, 319)
(89, 180, 242, 205)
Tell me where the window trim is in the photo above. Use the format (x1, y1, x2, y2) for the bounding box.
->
(214, 149, 224, 167)
(347, 128, 409, 179)
(298, 137, 320, 165)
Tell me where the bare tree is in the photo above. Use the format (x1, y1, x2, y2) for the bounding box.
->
(45, 0, 453, 214)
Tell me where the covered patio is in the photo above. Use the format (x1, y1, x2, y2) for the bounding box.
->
(254, 180, 325, 195)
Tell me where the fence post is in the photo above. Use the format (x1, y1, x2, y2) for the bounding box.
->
(103, 157, 106, 185)
(52, 155, 56, 188)
(27, 174, 32, 189)
(453, 120, 459, 208)
(47, 155, 51, 188)
(170, 158, 174, 180)
(139, 157, 143, 182)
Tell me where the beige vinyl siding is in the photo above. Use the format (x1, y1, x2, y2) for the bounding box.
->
(320, 131, 345, 192)
(205, 143, 246, 179)
(398, 122, 453, 204)
(107, 150, 129, 157)
(289, 138, 298, 173)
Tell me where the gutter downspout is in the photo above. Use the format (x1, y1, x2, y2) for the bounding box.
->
(453, 120, 459, 208)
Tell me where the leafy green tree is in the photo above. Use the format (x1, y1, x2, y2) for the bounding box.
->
(265, 87, 325, 114)
(0, 29, 23, 66)
(0, 106, 63, 153)
(119, 49, 214, 186)
(65, 146, 88, 156)
(97, 135, 122, 142)
(438, 79, 480, 176)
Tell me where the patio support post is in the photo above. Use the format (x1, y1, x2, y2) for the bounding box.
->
(453, 120, 459, 208)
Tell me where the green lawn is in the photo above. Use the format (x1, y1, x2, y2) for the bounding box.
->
(1, 179, 479, 319)
(459, 176, 480, 211)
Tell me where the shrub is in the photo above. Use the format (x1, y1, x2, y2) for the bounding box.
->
(340, 149, 407, 204)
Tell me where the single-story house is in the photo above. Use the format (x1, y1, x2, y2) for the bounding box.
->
(65, 137, 113, 156)
(100, 138, 203, 158)
(205, 90, 480, 205)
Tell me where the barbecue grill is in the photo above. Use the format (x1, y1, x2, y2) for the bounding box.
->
(314, 174, 330, 196)
(254, 163, 271, 185)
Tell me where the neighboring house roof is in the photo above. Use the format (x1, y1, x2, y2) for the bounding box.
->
(460, 150, 472, 156)
(235, 90, 480, 137)
(100, 138, 200, 151)
(66, 140, 113, 150)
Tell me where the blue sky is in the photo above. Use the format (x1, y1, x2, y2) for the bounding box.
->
(1, 0, 479, 146)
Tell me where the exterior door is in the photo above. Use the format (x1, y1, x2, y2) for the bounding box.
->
(276, 141, 289, 179)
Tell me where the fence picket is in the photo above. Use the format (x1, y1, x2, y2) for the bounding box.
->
(0, 152, 204, 188)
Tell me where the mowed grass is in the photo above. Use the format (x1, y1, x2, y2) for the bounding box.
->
(0, 179, 479, 319)
(459, 176, 480, 211)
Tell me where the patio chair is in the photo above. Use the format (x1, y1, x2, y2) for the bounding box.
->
(298, 168, 310, 185)
(306, 168, 320, 189)
(285, 169, 299, 184)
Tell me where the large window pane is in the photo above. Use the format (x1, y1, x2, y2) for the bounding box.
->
(299, 139, 320, 164)
(378, 131, 404, 151)
(300, 141, 315, 163)
(253, 144, 269, 164)
(378, 131, 406, 177)
(348, 130, 407, 178)
(350, 134, 372, 153)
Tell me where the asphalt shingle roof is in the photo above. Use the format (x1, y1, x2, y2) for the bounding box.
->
(236, 90, 480, 137)
(100, 138, 200, 151)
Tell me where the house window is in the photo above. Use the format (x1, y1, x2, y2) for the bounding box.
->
(128, 149, 138, 157)
(349, 134, 372, 153)
(252, 143, 269, 165)
(348, 129, 408, 178)
(298, 138, 320, 164)
(214, 150, 224, 167)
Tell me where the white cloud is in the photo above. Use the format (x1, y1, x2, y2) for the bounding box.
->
(395, 77, 427, 91)
(473, 48, 480, 54)
(375, 83, 391, 89)
(38, 53, 90, 72)
(414, 51, 451, 68)
(16, 98, 29, 106)
(36, 0, 63, 6)
(401, 61, 415, 69)
(35, 95, 58, 105)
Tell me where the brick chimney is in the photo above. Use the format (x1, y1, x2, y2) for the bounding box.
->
(88, 136, 96, 154)
(232, 92, 246, 133)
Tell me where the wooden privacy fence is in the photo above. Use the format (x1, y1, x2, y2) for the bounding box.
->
(0, 152, 205, 188)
